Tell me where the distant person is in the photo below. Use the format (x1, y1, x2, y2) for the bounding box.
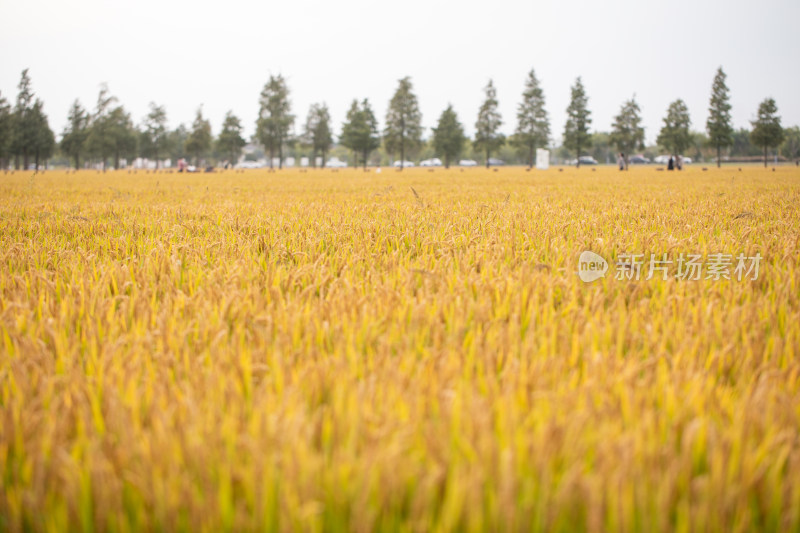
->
(618, 153, 625, 171)
(668, 156, 675, 171)
(676, 155, 683, 171)
(178, 158, 187, 172)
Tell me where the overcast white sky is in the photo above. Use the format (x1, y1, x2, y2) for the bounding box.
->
(1, 0, 798, 146)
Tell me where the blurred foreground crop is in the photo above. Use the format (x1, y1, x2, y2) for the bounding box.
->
(1, 166, 799, 532)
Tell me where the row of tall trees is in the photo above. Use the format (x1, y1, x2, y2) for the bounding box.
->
(562, 68, 784, 169)
(310, 68, 786, 170)
(686, 67, 783, 168)
(0, 71, 246, 170)
(62, 95, 246, 170)
(0, 68, 792, 170)
(0, 69, 55, 170)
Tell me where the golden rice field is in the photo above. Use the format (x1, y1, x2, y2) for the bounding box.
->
(1, 165, 799, 532)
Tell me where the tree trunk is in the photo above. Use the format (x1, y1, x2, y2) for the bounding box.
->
(764, 145, 768, 168)
(363, 149, 368, 170)
(114, 149, 120, 170)
(269, 146, 275, 169)
(155, 147, 160, 170)
(279, 143, 283, 169)
(444, 155, 450, 169)
(529, 144, 534, 169)
(74, 154, 80, 170)
(717, 145, 721, 168)
(576, 143, 581, 168)
(485, 150, 490, 169)
(321, 148, 327, 168)
(400, 135, 405, 171)
(23, 151, 30, 171)
(35, 150, 40, 171)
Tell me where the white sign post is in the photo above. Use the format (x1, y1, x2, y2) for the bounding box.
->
(536, 149, 550, 170)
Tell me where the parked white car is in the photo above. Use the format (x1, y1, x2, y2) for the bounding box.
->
(654, 155, 693, 165)
(238, 161, 263, 169)
(459, 159, 478, 167)
(325, 158, 348, 168)
(392, 160, 415, 168)
(420, 158, 442, 167)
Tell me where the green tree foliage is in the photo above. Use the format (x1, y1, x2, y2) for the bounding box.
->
(432, 104, 466, 169)
(256, 74, 294, 169)
(750, 98, 784, 167)
(303, 103, 333, 167)
(6, 70, 55, 170)
(185, 106, 212, 166)
(340, 99, 379, 170)
(609, 97, 644, 169)
(657, 99, 692, 158)
(473, 79, 505, 168)
(30, 100, 55, 170)
(513, 69, 550, 168)
(731, 128, 759, 157)
(563, 77, 592, 167)
(688, 131, 709, 163)
(85, 85, 119, 169)
(60, 100, 89, 170)
(106, 106, 137, 170)
(0, 91, 11, 169)
(167, 125, 188, 163)
(589, 132, 613, 165)
(216, 111, 246, 166)
(140, 103, 169, 169)
(384, 76, 422, 169)
(10, 69, 38, 170)
(340, 100, 361, 166)
(781, 126, 800, 163)
(706, 67, 734, 167)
